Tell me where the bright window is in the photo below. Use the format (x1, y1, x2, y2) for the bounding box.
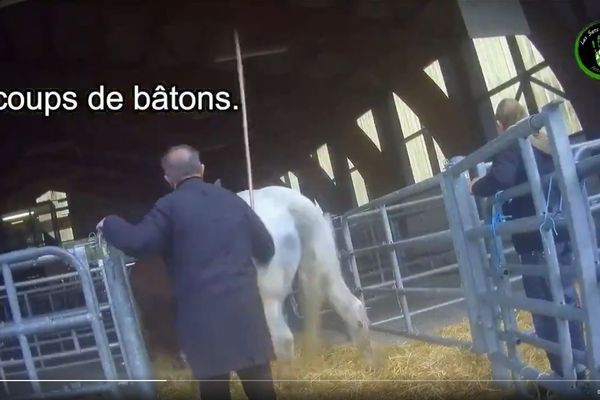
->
(473, 36, 518, 92)
(473, 35, 581, 135)
(36, 190, 73, 242)
(356, 110, 381, 150)
(347, 159, 369, 206)
(393, 92, 446, 182)
(424, 60, 448, 97)
(316, 144, 335, 180)
(287, 172, 301, 193)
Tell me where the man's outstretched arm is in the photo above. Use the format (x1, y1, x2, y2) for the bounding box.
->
(101, 197, 170, 258)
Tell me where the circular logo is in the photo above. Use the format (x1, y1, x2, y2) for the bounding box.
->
(575, 21, 600, 80)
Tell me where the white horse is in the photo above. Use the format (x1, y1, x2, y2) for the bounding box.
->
(236, 186, 373, 364)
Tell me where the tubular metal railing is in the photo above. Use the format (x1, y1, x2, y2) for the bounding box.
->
(0, 240, 155, 400)
(293, 100, 600, 397)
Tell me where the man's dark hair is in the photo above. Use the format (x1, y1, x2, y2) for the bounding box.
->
(161, 144, 202, 183)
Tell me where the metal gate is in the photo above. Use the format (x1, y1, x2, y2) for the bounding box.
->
(439, 101, 600, 396)
(0, 238, 155, 400)
(316, 100, 600, 396)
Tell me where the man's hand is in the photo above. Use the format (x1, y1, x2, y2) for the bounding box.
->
(96, 217, 105, 231)
(469, 177, 481, 194)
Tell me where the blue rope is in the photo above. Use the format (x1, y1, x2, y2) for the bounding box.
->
(490, 176, 560, 271)
(491, 192, 511, 271)
(539, 176, 559, 236)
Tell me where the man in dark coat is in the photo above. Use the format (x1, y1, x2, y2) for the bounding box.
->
(470, 99, 585, 380)
(97, 144, 277, 400)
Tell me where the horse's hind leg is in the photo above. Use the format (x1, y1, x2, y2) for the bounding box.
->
(262, 297, 294, 361)
(298, 267, 324, 358)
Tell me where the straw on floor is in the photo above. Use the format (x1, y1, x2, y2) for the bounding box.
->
(153, 312, 549, 400)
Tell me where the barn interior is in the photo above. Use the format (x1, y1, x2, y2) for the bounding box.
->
(1, 0, 600, 398)
(0, 0, 597, 224)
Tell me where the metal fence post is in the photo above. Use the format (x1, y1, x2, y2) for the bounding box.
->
(379, 205, 414, 333)
(1, 263, 42, 395)
(439, 172, 487, 350)
(0, 246, 121, 399)
(441, 163, 512, 382)
(104, 245, 156, 399)
(481, 196, 525, 390)
(341, 217, 365, 304)
(517, 136, 577, 382)
(544, 102, 600, 384)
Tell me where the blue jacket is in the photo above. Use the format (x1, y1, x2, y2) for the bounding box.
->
(102, 177, 275, 378)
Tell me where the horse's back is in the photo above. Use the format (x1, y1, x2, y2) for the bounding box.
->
(238, 187, 302, 294)
(238, 186, 314, 208)
(238, 186, 335, 265)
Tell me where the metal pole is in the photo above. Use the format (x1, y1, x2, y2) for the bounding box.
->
(348, 229, 453, 258)
(544, 102, 600, 384)
(104, 246, 155, 399)
(367, 222, 386, 283)
(0, 360, 9, 396)
(343, 174, 440, 217)
(346, 195, 443, 221)
(494, 154, 600, 205)
(341, 218, 364, 304)
(22, 293, 46, 369)
(1, 263, 41, 394)
(234, 29, 254, 209)
(440, 163, 508, 380)
(0, 247, 120, 397)
(517, 136, 576, 381)
(379, 206, 414, 333)
(481, 195, 526, 392)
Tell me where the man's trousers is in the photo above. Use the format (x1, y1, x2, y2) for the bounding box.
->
(198, 363, 276, 400)
(519, 242, 586, 379)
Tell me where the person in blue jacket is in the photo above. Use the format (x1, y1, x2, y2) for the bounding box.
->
(470, 98, 585, 380)
(97, 144, 277, 400)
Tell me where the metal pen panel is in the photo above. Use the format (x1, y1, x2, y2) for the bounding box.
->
(1, 263, 41, 394)
(341, 217, 364, 303)
(480, 193, 524, 390)
(343, 175, 440, 217)
(439, 166, 488, 355)
(103, 245, 155, 399)
(449, 165, 512, 384)
(294, 113, 600, 394)
(495, 154, 600, 205)
(517, 136, 576, 381)
(378, 206, 413, 333)
(544, 102, 600, 383)
(0, 246, 121, 399)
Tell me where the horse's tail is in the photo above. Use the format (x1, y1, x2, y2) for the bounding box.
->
(286, 206, 320, 248)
